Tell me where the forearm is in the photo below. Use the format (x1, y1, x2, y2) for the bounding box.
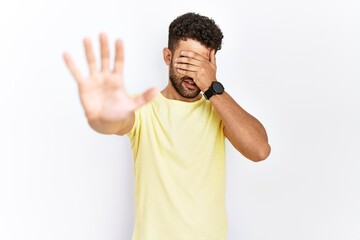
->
(210, 91, 270, 161)
(87, 112, 134, 135)
(173, 49, 270, 160)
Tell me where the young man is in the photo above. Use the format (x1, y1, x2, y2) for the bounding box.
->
(64, 12, 270, 240)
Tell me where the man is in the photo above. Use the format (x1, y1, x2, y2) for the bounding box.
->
(63, 12, 270, 240)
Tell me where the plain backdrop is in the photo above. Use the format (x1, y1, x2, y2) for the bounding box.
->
(1, 0, 359, 239)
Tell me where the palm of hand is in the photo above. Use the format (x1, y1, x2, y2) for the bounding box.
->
(78, 71, 134, 121)
(63, 33, 157, 121)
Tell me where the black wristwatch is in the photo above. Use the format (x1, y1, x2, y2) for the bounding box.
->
(203, 81, 224, 100)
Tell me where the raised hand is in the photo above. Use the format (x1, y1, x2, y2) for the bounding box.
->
(63, 33, 157, 122)
(174, 49, 217, 92)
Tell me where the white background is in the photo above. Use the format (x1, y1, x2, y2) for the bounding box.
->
(1, 0, 359, 239)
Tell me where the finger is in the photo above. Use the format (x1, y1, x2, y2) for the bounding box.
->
(176, 68, 196, 78)
(83, 38, 97, 74)
(113, 39, 124, 73)
(63, 52, 84, 83)
(210, 49, 216, 64)
(174, 63, 198, 72)
(180, 50, 208, 61)
(175, 56, 200, 66)
(100, 33, 110, 72)
(133, 87, 158, 108)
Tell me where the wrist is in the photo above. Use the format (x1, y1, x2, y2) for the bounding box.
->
(201, 81, 213, 92)
(203, 81, 224, 100)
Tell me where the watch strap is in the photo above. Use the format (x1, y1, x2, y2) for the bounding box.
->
(203, 81, 224, 100)
(203, 88, 214, 100)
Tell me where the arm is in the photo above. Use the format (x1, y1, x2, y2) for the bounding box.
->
(63, 33, 157, 135)
(87, 112, 134, 135)
(210, 91, 270, 161)
(175, 49, 270, 161)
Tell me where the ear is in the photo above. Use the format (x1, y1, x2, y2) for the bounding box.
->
(163, 48, 172, 66)
(210, 49, 216, 64)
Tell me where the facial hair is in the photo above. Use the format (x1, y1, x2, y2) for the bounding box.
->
(169, 59, 201, 98)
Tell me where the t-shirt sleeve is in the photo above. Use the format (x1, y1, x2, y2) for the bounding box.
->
(127, 107, 140, 141)
(210, 103, 225, 136)
(126, 94, 141, 139)
(126, 104, 143, 160)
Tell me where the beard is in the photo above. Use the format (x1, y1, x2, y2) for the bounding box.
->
(169, 59, 201, 99)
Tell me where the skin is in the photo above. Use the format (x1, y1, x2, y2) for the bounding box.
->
(163, 39, 271, 161)
(63, 33, 271, 162)
(63, 33, 157, 135)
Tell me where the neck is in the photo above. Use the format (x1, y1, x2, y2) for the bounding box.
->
(161, 81, 202, 102)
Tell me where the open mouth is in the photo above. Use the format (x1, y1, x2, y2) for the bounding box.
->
(182, 78, 197, 90)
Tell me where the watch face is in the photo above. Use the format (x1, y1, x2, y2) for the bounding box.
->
(212, 82, 224, 94)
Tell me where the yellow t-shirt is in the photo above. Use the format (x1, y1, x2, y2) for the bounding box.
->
(127, 93, 228, 240)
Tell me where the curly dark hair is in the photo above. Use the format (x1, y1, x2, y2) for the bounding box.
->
(168, 12, 223, 52)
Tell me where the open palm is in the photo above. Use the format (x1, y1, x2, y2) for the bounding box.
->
(63, 33, 157, 121)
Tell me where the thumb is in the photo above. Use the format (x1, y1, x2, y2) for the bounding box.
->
(133, 87, 158, 108)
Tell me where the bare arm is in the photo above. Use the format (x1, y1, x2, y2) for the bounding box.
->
(175, 49, 270, 161)
(87, 112, 134, 135)
(210, 92, 270, 161)
(63, 33, 157, 135)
